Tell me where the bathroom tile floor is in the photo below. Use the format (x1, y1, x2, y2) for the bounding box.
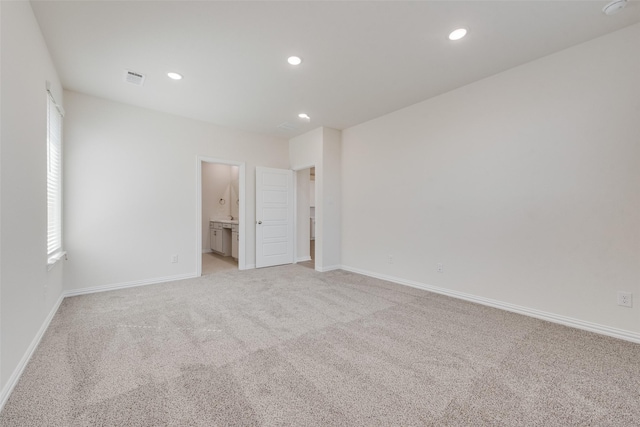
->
(202, 252, 238, 275)
(203, 239, 314, 275)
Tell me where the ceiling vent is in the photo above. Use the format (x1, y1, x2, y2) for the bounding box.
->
(124, 70, 146, 86)
(277, 121, 297, 131)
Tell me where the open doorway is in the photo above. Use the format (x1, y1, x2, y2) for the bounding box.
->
(196, 157, 245, 276)
(295, 167, 315, 270)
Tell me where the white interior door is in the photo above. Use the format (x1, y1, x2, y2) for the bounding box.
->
(256, 167, 294, 268)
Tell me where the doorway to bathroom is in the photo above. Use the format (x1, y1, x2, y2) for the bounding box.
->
(196, 157, 246, 276)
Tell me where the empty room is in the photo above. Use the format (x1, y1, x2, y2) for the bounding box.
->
(1, 1, 639, 425)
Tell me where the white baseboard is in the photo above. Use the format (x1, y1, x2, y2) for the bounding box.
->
(243, 264, 256, 270)
(0, 293, 64, 412)
(63, 273, 197, 297)
(340, 265, 640, 344)
(317, 264, 341, 272)
(296, 256, 311, 263)
(202, 249, 212, 254)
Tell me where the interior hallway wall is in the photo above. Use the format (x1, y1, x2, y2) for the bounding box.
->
(321, 128, 342, 270)
(289, 127, 341, 271)
(341, 23, 640, 335)
(290, 128, 323, 269)
(0, 1, 65, 396)
(296, 170, 311, 262)
(63, 91, 289, 291)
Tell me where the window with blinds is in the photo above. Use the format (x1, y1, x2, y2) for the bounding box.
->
(47, 92, 63, 262)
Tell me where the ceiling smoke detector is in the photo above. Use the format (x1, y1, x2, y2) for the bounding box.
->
(277, 121, 298, 131)
(124, 70, 146, 86)
(603, 0, 627, 15)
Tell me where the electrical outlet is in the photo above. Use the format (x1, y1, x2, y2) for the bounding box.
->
(617, 292, 633, 308)
(437, 263, 444, 273)
(171, 254, 178, 263)
(388, 255, 394, 264)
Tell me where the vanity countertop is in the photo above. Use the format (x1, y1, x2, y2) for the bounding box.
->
(210, 219, 239, 225)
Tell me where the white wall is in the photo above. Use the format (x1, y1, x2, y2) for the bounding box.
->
(0, 1, 65, 395)
(310, 179, 316, 209)
(321, 128, 342, 270)
(201, 163, 232, 251)
(230, 165, 239, 220)
(342, 24, 640, 335)
(63, 91, 289, 291)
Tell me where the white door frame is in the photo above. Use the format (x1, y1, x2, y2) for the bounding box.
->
(292, 164, 316, 270)
(196, 156, 246, 275)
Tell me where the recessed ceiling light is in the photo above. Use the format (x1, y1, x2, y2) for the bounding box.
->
(448, 28, 467, 41)
(288, 56, 302, 65)
(603, 0, 627, 15)
(298, 113, 310, 120)
(167, 72, 183, 80)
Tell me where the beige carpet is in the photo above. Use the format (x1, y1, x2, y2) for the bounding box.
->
(1, 265, 639, 426)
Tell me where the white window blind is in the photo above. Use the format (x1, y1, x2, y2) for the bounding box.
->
(47, 92, 63, 260)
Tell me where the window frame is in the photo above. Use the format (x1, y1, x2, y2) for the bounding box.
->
(47, 90, 65, 268)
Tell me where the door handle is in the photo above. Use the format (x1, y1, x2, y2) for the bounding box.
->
(257, 221, 262, 225)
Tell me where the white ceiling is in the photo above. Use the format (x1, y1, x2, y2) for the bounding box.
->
(31, 1, 640, 138)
